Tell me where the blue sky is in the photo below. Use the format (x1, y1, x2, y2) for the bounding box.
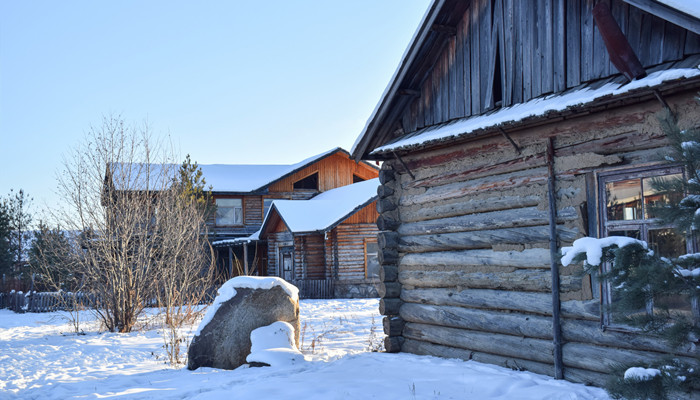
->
(0, 0, 430, 214)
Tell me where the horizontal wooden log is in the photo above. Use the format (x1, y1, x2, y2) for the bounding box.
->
(377, 198, 397, 214)
(400, 303, 700, 358)
(378, 231, 399, 249)
(402, 338, 611, 387)
(401, 338, 556, 377)
(400, 195, 541, 223)
(399, 267, 581, 292)
(377, 281, 401, 298)
(383, 316, 405, 336)
(399, 225, 578, 252)
(403, 322, 554, 364)
(398, 206, 578, 236)
(556, 129, 666, 157)
(401, 288, 600, 320)
(384, 336, 404, 353)
(380, 298, 402, 315)
(404, 154, 547, 190)
(379, 264, 398, 282)
(400, 248, 552, 269)
(562, 342, 699, 374)
(400, 167, 550, 207)
(379, 169, 395, 184)
(400, 303, 554, 339)
(377, 184, 395, 198)
(378, 248, 398, 265)
(376, 215, 400, 231)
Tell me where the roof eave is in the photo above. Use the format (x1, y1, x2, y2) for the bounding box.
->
(351, 0, 446, 162)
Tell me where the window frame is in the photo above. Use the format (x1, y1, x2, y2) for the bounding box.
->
(214, 196, 244, 227)
(597, 164, 693, 329)
(364, 238, 379, 279)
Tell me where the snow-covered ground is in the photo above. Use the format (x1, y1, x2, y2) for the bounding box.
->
(0, 299, 611, 399)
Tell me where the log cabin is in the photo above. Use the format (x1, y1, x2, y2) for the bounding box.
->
(201, 147, 377, 282)
(351, 0, 700, 390)
(257, 178, 380, 298)
(106, 148, 380, 297)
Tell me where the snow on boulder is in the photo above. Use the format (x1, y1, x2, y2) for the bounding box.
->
(187, 276, 300, 371)
(246, 321, 308, 367)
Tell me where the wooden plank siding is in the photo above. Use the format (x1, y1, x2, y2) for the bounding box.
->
(397, 0, 700, 137)
(381, 89, 700, 386)
(267, 152, 378, 194)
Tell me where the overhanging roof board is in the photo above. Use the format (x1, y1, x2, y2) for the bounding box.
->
(372, 63, 700, 155)
(259, 178, 379, 235)
(625, 0, 700, 35)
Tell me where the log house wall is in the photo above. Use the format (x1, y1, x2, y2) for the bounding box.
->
(381, 90, 700, 386)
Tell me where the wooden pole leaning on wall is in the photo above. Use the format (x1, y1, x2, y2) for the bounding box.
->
(547, 137, 564, 380)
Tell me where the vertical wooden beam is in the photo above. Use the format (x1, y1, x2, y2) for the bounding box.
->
(471, 2, 481, 114)
(228, 247, 233, 278)
(503, 0, 515, 105)
(243, 243, 249, 276)
(547, 138, 564, 380)
(553, 0, 566, 92)
(567, 0, 581, 88)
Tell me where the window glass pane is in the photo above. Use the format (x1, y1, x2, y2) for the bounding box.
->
(643, 173, 683, 219)
(606, 179, 642, 221)
(263, 199, 274, 219)
(647, 228, 685, 259)
(216, 198, 242, 225)
(365, 241, 379, 279)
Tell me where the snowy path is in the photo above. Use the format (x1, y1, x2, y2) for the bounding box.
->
(0, 299, 610, 400)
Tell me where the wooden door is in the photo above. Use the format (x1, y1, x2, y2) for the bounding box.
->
(280, 246, 294, 281)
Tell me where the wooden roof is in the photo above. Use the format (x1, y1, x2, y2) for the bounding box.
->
(351, 0, 700, 160)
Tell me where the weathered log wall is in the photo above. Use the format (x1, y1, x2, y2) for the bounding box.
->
(383, 90, 700, 386)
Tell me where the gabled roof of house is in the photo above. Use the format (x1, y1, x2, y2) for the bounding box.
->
(259, 178, 379, 235)
(111, 147, 376, 194)
(350, 0, 700, 161)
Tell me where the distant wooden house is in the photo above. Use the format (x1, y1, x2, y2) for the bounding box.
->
(201, 148, 379, 296)
(352, 0, 700, 390)
(258, 179, 380, 298)
(106, 148, 380, 297)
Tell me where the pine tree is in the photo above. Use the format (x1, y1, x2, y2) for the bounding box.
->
(174, 154, 213, 217)
(5, 189, 33, 275)
(0, 202, 12, 277)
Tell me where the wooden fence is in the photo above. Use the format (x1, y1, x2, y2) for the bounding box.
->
(293, 279, 334, 299)
(0, 291, 97, 313)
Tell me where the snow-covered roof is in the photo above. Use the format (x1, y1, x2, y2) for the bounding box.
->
(111, 147, 354, 193)
(261, 178, 379, 235)
(373, 64, 700, 155)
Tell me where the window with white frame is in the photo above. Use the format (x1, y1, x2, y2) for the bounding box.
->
(215, 198, 243, 226)
(598, 165, 694, 327)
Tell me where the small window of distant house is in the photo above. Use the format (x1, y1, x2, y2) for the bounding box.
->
(365, 239, 379, 279)
(263, 198, 275, 219)
(598, 165, 693, 327)
(353, 174, 365, 183)
(215, 198, 243, 226)
(293, 172, 318, 190)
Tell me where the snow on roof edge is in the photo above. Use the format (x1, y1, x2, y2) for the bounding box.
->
(373, 65, 700, 154)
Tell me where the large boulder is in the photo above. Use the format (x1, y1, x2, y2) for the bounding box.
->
(187, 276, 299, 371)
